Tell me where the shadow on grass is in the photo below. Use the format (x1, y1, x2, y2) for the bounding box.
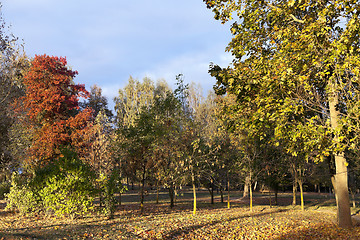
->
(0, 217, 141, 240)
(163, 208, 289, 240)
(274, 222, 360, 240)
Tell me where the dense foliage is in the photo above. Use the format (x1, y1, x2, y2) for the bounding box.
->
(204, 0, 360, 228)
(17, 54, 93, 168)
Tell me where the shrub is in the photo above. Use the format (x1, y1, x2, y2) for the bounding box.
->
(5, 172, 38, 215)
(32, 149, 97, 218)
(98, 169, 126, 218)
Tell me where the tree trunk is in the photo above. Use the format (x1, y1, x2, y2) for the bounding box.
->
(292, 180, 297, 206)
(208, 186, 214, 204)
(333, 153, 352, 227)
(156, 185, 160, 204)
(220, 185, 224, 203)
(298, 179, 304, 212)
(350, 189, 356, 208)
(192, 176, 197, 215)
(169, 184, 175, 209)
(249, 171, 253, 212)
(174, 186, 178, 205)
(243, 176, 250, 197)
(274, 189, 278, 206)
(249, 180, 253, 212)
(292, 163, 297, 206)
(227, 171, 231, 209)
(208, 178, 214, 204)
(329, 89, 352, 228)
(140, 164, 146, 214)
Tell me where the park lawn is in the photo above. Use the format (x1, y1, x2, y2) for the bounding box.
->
(1, 191, 360, 239)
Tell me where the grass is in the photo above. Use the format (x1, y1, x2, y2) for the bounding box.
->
(1, 189, 360, 239)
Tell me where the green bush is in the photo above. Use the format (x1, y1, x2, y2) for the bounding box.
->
(5, 172, 38, 215)
(98, 169, 127, 218)
(32, 149, 97, 218)
(38, 172, 95, 218)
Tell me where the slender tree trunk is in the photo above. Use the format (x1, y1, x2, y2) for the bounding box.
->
(208, 178, 214, 204)
(174, 186, 178, 205)
(220, 185, 224, 203)
(274, 188, 278, 206)
(140, 164, 146, 214)
(208, 186, 214, 204)
(169, 184, 175, 209)
(227, 171, 230, 209)
(292, 180, 297, 206)
(243, 176, 250, 198)
(292, 163, 297, 206)
(192, 171, 197, 215)
(298, 179, 304, 212)
(118, 164, 122, 207)
(350, 189, 356, 208)
(249, 171, 253, 212)
(329, 89, 352, 228)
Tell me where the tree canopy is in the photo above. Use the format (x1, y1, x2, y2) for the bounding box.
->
(17, 54, 93, 168)
(204, 0, 360, 228)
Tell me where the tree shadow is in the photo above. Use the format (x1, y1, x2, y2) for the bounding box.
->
(274, 222, 360, 240)
(0, 218, 140, 240)
(163, 208, 289, 239)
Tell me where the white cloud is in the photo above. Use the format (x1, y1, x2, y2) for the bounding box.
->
(2, 0, 234, 111)
(138, 46, 233, 92)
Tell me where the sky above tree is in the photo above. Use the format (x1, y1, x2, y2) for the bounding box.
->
(2, 0, 233, 110)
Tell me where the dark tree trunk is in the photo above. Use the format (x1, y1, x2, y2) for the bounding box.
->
(140, 164, 146, 214)
(169, 184, 175, 208)
(227, 171, 231, 209)
(220, 185, 224, 203)
(208, 179, 214, 204)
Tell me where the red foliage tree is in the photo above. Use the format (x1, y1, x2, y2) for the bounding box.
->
(18, 54, 93, 168)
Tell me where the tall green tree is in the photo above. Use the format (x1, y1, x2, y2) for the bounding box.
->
(114, 76, 156, 213)
(114, 76, 154, 128)
(122, 107, 156, 214)
(152, 90, 186, 208)
(204, 0, 360, 227)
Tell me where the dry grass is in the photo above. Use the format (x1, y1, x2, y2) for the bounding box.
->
(1, 190, 360, 239)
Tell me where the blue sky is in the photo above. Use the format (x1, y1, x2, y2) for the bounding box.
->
(2, 0, 233, 110)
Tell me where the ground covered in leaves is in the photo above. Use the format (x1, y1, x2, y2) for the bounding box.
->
(1, 192, 360, 239)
